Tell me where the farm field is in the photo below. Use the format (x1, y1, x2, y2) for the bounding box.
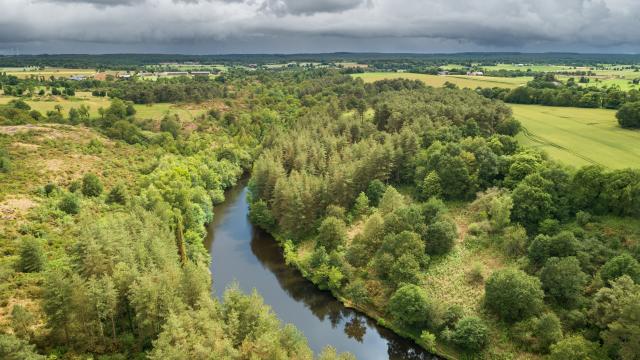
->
(352, 72, 530, 89)
(0, 93, 208, 120)
(512, 104, 640, 169)
(1, 67, 109, 79)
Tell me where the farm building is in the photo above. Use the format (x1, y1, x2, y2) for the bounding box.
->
(68, 75, 87, 81)
(161, 71, 189, 77)
(190, 71, 210, 77)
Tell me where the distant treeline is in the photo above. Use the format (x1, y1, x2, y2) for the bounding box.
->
(3, 52, 640, 69)
(478, 74, 640, 109)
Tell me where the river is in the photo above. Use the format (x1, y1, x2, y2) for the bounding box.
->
(206, 184, 437, 360)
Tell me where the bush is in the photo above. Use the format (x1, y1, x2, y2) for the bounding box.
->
(467, 263, 484, 285)
(316, 216, 347, 251)
(600, 253, 640, 285)
(502, 225, 528, 257)
(67, 180, 81, 193)
(0, 154, 10, 173)
(549, 335, 605, 360)
(58, 193, 80, 214)
(451, 316, 489, 351)
(528, 231, 579, 266)
(424, 218, 457, 255)
(387, 284, 434, 329)
(344, 279, 370, 307)
(366, 179, 386, 207)
(420, 331, 437, 352)
(81, 173, 103, 197)
(43, 183, 57, 196)
(485, 268, 544, 322)
(389, 254, 421, 286)
(497, 118, 522, 136)
(575, 211, 592, 226)
(538, 218, 560, 235)
(106, 183, 128, 205)
(616, 101, 640, 128)
(540, 257, 588, 307)
(351, 192, 370, 219)
(420, 171, 442, 200)
(16, 238, 45, 273)
(514, 313, 563, 353)
(249, 199, 276, 231)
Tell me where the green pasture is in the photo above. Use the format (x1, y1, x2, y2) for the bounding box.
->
(512, 104, 640, 169)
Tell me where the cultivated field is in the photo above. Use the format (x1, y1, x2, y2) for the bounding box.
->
(512, 104, 640, 169)
(0, 93, 208, 120)
(1, 67, 110, 79)
(352, 72, 530, 89)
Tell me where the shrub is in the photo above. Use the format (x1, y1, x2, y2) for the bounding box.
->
(389, 254, 421, 286)
(420, 171, 442, 200)
(616, 101, 640, 128)
(600, 253, 640, 285)
(424, 218, 457, 255)
(420, 331, 437, 352)
(0, 154, 10, 173)
(387, 284, 434, 329)
(497, 118, 521, 136)
(16, 238, 45, 273)
(451, 316, 489, 351)
(249, 199, 276, 231)
(351, 192, 370, 219)
(58, 193, 80, 214)
(366, 179, 386, 207)
(575, 211, 592, 226)
(540, 257, 588, 307)
(538, 218, 560, 235)
(43, 183, 57, 196)
(106, 183, 128, 205)
(67, 180, 81, 193)
(316, 216, 347, 251)
(485, 268, 544, 322)
(344, 279, 370, 307)
(502, 225, 528, 257)
(514, 313, 563, 353)
(467, 263, 484, 285)
(528, 231, 579, 266)
(549, 335, 605, 360)
(81, 173, 103, 197)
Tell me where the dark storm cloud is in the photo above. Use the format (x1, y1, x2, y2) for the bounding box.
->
(1, 0, 640, 53)
(260, 0, 369, 16)
(42, 0, 136, 5)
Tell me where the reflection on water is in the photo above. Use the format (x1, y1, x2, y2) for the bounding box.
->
(207, 185, 438, 360)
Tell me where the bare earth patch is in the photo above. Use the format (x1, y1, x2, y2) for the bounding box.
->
(0, 196, 37, 221)
(0, 125, 52, 136)
(11, 142, 40, 151)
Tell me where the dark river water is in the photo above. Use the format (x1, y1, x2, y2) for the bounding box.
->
(206, 184, 437, 360)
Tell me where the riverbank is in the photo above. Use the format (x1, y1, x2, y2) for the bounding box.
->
(267, 230, 458, 360)
(207, 185, 439, 359)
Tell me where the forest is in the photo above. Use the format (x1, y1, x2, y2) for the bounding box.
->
(246, 75, 640, 357)
(1, 65, 640, 359)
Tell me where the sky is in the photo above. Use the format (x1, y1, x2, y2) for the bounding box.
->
(1, 0, 640, 54)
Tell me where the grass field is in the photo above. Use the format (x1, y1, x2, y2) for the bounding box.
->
(0, 93, 208, 120)
(512, 104, 640, 169)
(1, 67, 109, 79)
(352, 72, 530, 89)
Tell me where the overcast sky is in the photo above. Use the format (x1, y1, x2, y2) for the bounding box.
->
(1, 0, 640, 54)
